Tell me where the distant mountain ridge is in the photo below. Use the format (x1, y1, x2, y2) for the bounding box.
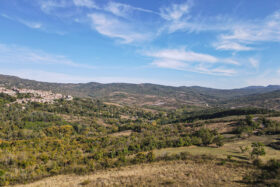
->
(1, 74, 280, 110)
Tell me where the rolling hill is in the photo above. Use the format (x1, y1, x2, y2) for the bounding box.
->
(1, 74, 280, 110)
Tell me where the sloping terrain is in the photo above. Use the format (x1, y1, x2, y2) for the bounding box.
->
(13, 160, 252, 187)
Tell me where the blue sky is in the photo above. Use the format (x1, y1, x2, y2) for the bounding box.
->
(0, 0, 280, 88)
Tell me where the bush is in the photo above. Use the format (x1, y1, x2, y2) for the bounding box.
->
(191, 136, 203, 146)
(196, 128, 215, 145)
(147, 152, 155, 162)
(74, 166, 88, 175)
(243, 159, 280, 185)
(179, 152, 189, 160)
(80, 179, 91, 186)
(0, 170, 5, 177)
(214, 134, 224, 147)
(252, 158, 263, 167)
(251, 142, 266, 159)
(132, 153, 146, 164)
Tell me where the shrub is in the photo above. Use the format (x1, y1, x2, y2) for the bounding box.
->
(227, 155, 232, 161)
(179, 152, 189, 160)
(251, 142, 266, 159)
(239, 145, 249, 153)
(147, 152, 155, 162)
(0, 170, 5, 177)
(196, 128, 215, 145)
(252, 158, 263, 167)
(191, 136, 203, 146)
(183, 136, 192, 146)
(244, 159, 280, 185)
(214, 134, 224, 147)
(80, 179, 91, 186)
(132, 153, 146, 164)
(74, 166, 88, 175)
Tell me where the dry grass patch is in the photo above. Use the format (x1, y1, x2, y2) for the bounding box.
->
(96, 118, 110, 127)
(13, 160, 251, 187)
(268, 117, 280, 122)
(110, 130, 132, 137)
(103, 102, 123, 107)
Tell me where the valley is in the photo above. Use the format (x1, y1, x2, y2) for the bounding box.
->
(0, 75, 279, 186)
(2, 0, 280, 186)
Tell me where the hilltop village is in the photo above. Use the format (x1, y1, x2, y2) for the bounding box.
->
(0, 86, 73, 104)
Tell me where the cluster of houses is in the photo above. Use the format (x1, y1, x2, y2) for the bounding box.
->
(0, 87, 17, 96)
(0, 86, 73, 104)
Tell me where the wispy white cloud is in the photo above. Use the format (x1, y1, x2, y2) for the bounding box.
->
(160, 1, 192, 21)
(158, 1, 194, 33)
(221, 11, 280, 43)
(106, 2, 128, 17)
(249, 58, 259, 69)
(158, 1, 236, 35)
(195, 65, 237, 76)
(88, 13, 151, 43)
(160, 4, 280, 45)
(105, 1, 156, 18)
(35, 0, 158, 43)
(146, 49, 217, 63)
(213, 41, 254, 51)
(151, 60, 188, 70)
(73, 0, 97, 9)
(12, 0, 280, 50)
(1, 14, 42, 29)
(18, 19, 42, 29)
(0, 43, 95, 69)
(160, 14, 235, 34)
(39, 0, 69, 14)
(215, 11, 280, 51)
(158, 1, 234, 34)
(145, 48, 239, 65)
(1, 13, 66, 35)
(145, 48, 238, 76)
(157, 1, 280, 51)
(87, 2, 157, 43)
(151, 59, 236, 76)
